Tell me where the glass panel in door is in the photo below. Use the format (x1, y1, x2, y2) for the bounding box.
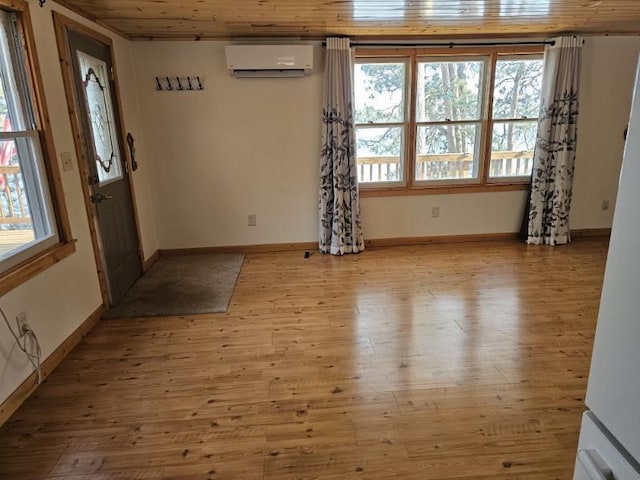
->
(77, 51, 122, 185)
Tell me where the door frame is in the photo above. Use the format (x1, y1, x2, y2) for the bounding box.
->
(53, 12, 145, 306)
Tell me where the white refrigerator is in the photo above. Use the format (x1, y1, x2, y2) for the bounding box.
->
(573, 62, 640, 479)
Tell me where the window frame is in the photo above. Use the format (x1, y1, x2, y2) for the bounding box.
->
(413, 54, 490, 187)
(354, 46, 544, 197)
(487, 53, 544, 184)
(0, 0, 75, 297)
(354, 57, 410, 188)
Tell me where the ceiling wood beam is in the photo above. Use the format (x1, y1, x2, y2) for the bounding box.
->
(51, 0, 640, 41)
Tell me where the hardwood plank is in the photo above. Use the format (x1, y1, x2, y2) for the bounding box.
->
(0, 304, 103, 425)
(0, 238, 608, 479)
(50, 0, 640, 40)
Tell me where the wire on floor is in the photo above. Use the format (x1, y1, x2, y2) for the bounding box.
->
(1, 307, 42, 384)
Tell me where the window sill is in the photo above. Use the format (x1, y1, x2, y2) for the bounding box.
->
(0, 240, 77, 297)
(359, 182, 529, 197)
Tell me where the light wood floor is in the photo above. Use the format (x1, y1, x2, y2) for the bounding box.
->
(0, 238, 609, 479)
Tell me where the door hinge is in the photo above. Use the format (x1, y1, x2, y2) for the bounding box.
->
(110, 67, 116, 81)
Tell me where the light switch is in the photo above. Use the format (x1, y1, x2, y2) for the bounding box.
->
(61, 151, 74, 172)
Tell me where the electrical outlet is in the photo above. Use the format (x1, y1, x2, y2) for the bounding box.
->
(431, 206, 440, 218)
(248, 214, 257, 227)
(15, 311, 28, 337)
(601, 200, 610, 211)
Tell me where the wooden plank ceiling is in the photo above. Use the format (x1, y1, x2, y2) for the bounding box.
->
(52, 0, 640, 40)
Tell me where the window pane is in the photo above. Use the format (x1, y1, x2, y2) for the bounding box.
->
(416, 60, 484, 122)
(0, 138, 54, 260)
(356, 127, 403, 183)
(415, 124, 479, 181)
(78, 51, 123, 185)
(489, 121, 537, 178)
(354, 62, 405, 124)
(493, 58, 544, 120)
(0, 79, 17, 132)
(0, 16, 30, 133)
(0, 10, 59, 272)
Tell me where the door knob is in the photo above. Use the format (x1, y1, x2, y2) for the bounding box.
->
(91, 192, 113, 204)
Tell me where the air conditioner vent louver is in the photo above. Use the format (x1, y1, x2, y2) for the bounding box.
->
(225, 45, 313, 78)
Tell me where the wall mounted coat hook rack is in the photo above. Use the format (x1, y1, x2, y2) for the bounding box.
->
(154, 75, 205, 92)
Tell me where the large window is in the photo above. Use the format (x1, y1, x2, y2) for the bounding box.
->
(355, 48, 544, 193)
(0, 1, 73, 291)
(415, 57, 486, 183)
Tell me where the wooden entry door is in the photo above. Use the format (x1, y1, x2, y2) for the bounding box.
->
(67, 30, 141, 305)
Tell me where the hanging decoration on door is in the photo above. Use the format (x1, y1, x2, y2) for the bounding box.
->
(83, 66, 117, 175)
(127, 132, 138, 171)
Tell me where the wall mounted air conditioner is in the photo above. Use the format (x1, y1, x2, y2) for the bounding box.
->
(225, 45, 313, 78)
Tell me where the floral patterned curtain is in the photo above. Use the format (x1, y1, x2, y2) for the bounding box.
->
(319, 38, 364, 255)
(526, 36, 583, 245)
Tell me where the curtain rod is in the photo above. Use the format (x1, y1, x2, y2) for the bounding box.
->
(323, 40, 555, 48)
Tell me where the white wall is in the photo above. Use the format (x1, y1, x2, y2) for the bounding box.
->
(0, 0, 158, 405)
(362, 190, 529, 238)
(133, 42, 323, 248)
(134, 37, 640, 248)
(572, 36, 640, 229)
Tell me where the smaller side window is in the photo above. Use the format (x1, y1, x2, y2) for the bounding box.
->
(354, 59, 409, 186)
(0, 0, 75, 295)
(0, 6, 70, 279)
(489, 54, 544, 180)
